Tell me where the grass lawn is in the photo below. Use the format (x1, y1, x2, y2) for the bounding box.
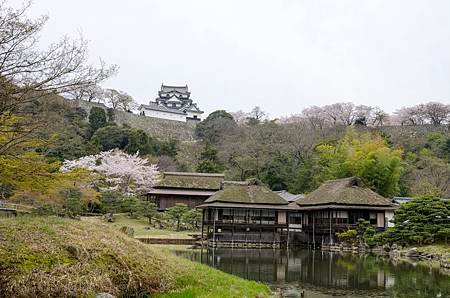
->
(0, 216, 271, 297)
(83, 213, 197, 239)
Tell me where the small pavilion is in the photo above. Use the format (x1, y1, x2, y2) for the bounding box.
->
(198, 180, 298, 248)
(294, 177, 397, 246)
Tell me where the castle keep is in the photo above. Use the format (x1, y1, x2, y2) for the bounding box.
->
(138, 84, 203, 122)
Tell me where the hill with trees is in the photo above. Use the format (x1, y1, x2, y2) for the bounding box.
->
(0, 0, 449, 239)
(0, 216, 270, 297)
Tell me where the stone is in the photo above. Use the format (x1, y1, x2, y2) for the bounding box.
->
(406, 248, 420, 258)
(96, 293, 115, 298)
(282, 288, 301, 297)
(104, 213, 114, 223)
(441, 254, 450, 269)
(389, 249, 401, 259)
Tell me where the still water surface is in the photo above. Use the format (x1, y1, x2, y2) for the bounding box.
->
(173, 248, 450, 298)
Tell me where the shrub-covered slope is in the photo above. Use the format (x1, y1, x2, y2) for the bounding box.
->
(0, 216, 270, 297)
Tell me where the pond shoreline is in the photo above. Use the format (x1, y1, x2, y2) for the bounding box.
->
(389, 246, 450, 276)
(172, 246, 450, 298)
(321, 243, 450, 276)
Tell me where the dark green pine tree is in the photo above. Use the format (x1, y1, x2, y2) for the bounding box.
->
(195, 143, 225, 173)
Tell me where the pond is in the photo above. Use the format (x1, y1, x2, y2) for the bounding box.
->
(173, 248, 450, 298)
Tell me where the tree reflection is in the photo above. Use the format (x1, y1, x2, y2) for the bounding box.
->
(173, 248, 450, 298)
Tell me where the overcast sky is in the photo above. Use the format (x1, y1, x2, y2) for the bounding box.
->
(21, 0, 450, 118)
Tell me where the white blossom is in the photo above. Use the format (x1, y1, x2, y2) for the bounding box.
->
(61, 150, 159, 194)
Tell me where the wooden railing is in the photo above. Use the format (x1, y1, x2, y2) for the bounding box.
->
(0, 202, 17, 210)
(203, 219, 287, 227)
(0, 202, 35, 213)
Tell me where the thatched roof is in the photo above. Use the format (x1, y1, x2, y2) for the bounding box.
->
(147, 189, 217, 196)
(297, 177, 394, 207)
(155, 172, 224, 190)
(201, 180, 288, 206)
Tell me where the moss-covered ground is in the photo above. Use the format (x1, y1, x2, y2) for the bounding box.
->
(0, 216, 271, 297)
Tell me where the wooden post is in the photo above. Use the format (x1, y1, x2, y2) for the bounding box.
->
(201, 209, 205, 248)
(244, 227, 248, 248)
(312, 212, 315, 249)
(232, 225, 234, 248)
(213, 208, 216, 248)
(273, 227, 276, 247)
(259, 210, 262, 248)
(329, 209, 332, 245)
(307, 213, 310, 248)
(286, 212, 290, 249)
(259, 227, 262, 248)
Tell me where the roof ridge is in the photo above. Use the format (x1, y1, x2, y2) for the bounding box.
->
(298, 177, 394, 207)
(161, 84, 188, 88)
(164, 172, 225, 177)
(323, 176, 360, 183)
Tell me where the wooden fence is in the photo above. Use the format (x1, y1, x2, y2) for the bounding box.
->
(136, 238, 197, 245)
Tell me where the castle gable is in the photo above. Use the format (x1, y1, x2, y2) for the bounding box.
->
(139, 84, 203, 122)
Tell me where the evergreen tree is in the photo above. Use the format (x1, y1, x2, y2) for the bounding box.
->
(91, 126, 129, 151)
(385, 196, 450, 245)
(140, 201, 158, 224)
(121, 196, 140, 218)
(166, 203, 189, 231)
(125, 129, 149, 155)
(88, 107, 107, 137)
(182, 208, 202, 229)
(195, 110, 237, 144)
(196, 143, 224, 173)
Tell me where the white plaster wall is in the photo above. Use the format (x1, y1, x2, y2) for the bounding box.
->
(186, 110, 202, 120)
(385, 210, 395, 227)
(140, 108, 186, 122)
(278, 211, 286, 224)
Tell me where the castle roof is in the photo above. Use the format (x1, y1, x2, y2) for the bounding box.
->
(139, 103, 186, 115)
(160, 84, 189, 94)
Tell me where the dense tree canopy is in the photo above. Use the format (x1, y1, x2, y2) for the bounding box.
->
(194, 110, 237, 144)
(313, 129, 403, 197)
(88, 107, 107, 137)
(91, 125, 129, 151)
(384, 197, 450, 245)
(195, 143, 224, 173)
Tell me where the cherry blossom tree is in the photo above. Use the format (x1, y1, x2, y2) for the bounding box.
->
(61, 150, 159, 194)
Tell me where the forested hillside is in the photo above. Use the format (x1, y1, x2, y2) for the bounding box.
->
(192, 109, 449, 199)
(2, 89, 449, 209)
(1, 0, 449, 214)
(75, 99, 196, 141)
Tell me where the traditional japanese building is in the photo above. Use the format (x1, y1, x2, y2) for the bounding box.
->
(138, 84, 203, 122)
(198, 180, 299, 248)
(293, 177, 397, 246)
(275, 190, 305, 203)
(145, 172, 224, 211)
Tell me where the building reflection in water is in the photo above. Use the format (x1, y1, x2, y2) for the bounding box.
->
(174, 248, 450, 297)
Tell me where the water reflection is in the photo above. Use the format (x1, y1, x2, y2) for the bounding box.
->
(173, 248, 450, 298)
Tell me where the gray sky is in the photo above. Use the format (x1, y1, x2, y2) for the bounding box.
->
(22, 0, 450, 118)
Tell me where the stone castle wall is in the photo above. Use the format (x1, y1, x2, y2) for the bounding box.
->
(71, 99, 448, 145)
(74, 100, 196, 141)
